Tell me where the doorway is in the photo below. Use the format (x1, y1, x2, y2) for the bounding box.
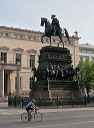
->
(4, 74, 8, 96)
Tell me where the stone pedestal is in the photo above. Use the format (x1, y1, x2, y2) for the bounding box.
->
(30, 80, 81, 98)
(38, 46, 72, 69)
(30, 46, 81, 98)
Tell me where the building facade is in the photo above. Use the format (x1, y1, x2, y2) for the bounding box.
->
(0, 26, 80, 97)
(79, 43, 94, 62)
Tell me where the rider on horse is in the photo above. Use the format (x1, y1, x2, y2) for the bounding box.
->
(41, 15, 70, 47)
(50, 15, 61, 35)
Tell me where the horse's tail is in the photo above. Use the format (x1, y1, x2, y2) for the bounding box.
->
(64, 28, 71, 44)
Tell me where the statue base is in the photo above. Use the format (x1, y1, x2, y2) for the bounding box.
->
(30, 46, 81, 98)
(30, 80, 81, 98)
(38, 46, 72, 69)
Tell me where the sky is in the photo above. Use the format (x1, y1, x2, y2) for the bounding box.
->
(0, 0, 94, 45)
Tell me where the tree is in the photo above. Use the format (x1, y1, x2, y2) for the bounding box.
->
(76, 58, 94, 95)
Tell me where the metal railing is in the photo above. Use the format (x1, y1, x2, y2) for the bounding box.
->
(8, 95, 92, 108)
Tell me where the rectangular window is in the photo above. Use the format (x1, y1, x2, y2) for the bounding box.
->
(92, 57, 94, 62)
(16, 54, 21, 64)
(30, 55, 35, 68)
(33, 37, 36, 40)
(85, 56, 89, 59)
(30, 77, 33, 89)
(4, 33, 9, 37)
(80, 57, 83, 62)
(0, 52, 7, 63)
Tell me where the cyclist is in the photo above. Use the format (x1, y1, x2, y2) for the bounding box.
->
(25, 99, 39, 119)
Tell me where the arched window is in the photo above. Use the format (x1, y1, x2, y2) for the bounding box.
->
(19, 35, 23, 39)
(13, 34, 17, 38)
(0, 32, 2, 36)
(28, 36, 31, 39)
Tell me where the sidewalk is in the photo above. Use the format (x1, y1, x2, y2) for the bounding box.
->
(0, 102, 94, 116)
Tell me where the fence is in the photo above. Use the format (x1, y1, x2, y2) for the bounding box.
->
(8, 95, 92, 108)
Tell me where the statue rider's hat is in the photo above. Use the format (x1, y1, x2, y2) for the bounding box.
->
(51, 14, 56, 19)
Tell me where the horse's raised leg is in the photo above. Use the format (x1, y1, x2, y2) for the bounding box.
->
(62, 40, 64, 48)
(49, 36, 51, 46)
(41, 36, 43, 43)
(59, 35, 64, 47)
(41, 35, 45, 43)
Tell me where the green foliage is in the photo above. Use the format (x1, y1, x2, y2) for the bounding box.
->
(76, 58, 94, 94)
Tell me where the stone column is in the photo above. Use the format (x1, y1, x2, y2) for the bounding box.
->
(16, 69, 20, 97)
(0, 68, 4, 97)
(9, 79, 11, 95)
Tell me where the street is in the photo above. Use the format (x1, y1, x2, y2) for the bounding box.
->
(0, 110, 94, 128)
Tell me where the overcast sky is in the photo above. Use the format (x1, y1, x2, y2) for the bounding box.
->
(0, 0, 94, 45)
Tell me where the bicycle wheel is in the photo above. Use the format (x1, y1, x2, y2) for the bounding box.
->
(21, 112, 29, 122)
(34, 112, 43, 122)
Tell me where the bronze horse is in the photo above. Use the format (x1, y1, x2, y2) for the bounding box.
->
(40, 17, 70, 47)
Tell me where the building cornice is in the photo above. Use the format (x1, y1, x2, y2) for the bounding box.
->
(0, 26, 43, 34)
(79, 44, 94, 50)
(0, 26, 80, 39)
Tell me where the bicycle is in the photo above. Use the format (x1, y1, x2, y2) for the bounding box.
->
(21, 109, 43, 122)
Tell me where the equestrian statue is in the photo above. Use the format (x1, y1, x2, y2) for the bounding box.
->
(40, 15, 70, 47)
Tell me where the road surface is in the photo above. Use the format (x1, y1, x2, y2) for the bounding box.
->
(0, 110, 94, 128)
